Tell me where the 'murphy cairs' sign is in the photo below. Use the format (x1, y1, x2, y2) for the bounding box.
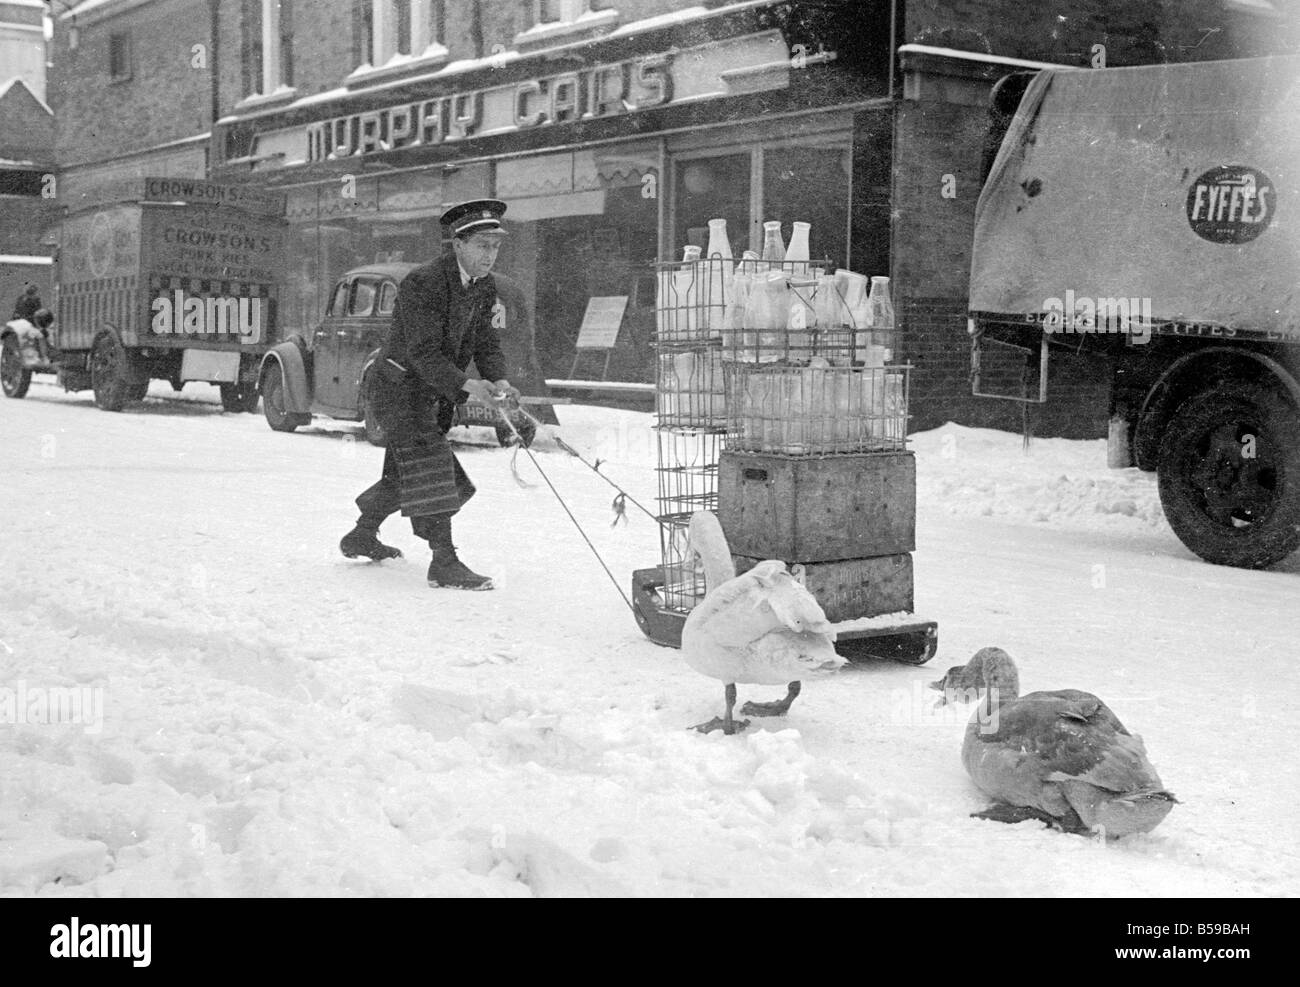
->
(308, 54, 671, 163)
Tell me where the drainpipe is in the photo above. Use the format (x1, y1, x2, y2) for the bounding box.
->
(208, 0, 220, 173)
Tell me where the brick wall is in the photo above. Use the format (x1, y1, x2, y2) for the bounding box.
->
(903, 0, 1282, 65)
(48, 0, 211, 167)
(0, 195, 57, 256)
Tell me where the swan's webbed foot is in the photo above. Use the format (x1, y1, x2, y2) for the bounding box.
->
(972, 803, 1088, 834)
(740, 681, 801, 717)
(691, 683, 750, 735)
(691, 715, 751, 735)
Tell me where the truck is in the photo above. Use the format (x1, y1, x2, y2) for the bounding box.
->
(968, 54, 1300, 569)
(1, 176, 287, 412)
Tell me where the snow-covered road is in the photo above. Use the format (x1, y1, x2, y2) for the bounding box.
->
(2, 377, 1296, 896)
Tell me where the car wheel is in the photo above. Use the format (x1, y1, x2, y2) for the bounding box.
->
(1, 336, 31, 398)
(1157, 382, 1300, 568)
(91, 332, 146, 411)
(262, 363, 309, 432)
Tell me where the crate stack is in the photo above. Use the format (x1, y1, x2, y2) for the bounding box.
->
(717, 267, 921, 636)
(637, 242, 931, 662)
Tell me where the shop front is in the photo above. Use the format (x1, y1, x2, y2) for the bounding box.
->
(212, 1, 896, 389)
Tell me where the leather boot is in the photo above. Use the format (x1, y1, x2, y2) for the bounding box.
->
(339, 522, 403, 561)
(424, 517, 492, 590)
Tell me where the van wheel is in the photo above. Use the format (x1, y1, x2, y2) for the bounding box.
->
(360, 371, 387, 447)
(91, 332, 146, 411)
(1157, 383, 1300, 568)
(261, 363, 309, 432)
(1, 336, 32, 398)
(221, 381, 259, 413)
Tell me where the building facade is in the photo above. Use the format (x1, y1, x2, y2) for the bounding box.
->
(44, 0, 1297, 435)
(0, 0, 46, 100)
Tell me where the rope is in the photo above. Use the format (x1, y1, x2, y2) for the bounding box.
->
(506, 403, 663, 527)
(491, 398, 638, 615)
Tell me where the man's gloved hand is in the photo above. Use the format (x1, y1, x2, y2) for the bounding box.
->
(462, 377, 501, 403)
(494, 379, 521, 403)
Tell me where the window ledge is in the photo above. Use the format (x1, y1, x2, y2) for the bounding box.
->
(234, 86, 299, 112)
(514, 10, 620, 52)
(347, 46, 451, 89)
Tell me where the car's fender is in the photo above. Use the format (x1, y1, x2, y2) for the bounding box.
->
(259, 342, 312, 413)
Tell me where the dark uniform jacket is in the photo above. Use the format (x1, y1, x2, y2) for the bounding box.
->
(13, 291, 41, 321)
(372, 253, 507, 445)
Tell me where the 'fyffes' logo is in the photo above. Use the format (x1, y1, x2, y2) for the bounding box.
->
(1187, 166, 1275, 244)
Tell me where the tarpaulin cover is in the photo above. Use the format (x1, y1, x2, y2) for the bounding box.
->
(970, 55, 1300, 335)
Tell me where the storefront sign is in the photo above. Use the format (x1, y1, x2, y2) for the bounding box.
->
(301, 31, 795, 165)
(575, 296, 629, 349)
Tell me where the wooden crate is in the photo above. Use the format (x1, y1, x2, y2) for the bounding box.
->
(733, 553, 914, 623)
(719, 450, 915, 563)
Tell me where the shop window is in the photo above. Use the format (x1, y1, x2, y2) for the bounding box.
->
(239, 0, 296, 103)
(348, 280, 377, 317)
(108, 32, 131, 82)
(760, 144, 852, 268)
(673, 152, 752, 258)
(670, 136, 852, 268)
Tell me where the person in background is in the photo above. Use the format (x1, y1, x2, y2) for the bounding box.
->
(339, 199, 519, 590)
(12, 284, 41, 321)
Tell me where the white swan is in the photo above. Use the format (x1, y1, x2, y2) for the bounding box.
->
(931, 647, 1178, 836)
(682, 511, 846, 734)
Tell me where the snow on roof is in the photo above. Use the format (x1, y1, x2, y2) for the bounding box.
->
(216, 2, 745, 126)
(606, 6, 712, 39)
(897, 44, 1081, 73)
(57, 0, 160, 23)
(1223, 0, 1282, 15)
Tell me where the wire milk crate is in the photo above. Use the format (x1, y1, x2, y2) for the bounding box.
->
(654, 428, 722, 612)
(646, 249, 732, 621)
(725, 363, 910, 454)
(719, 260, 911, 454)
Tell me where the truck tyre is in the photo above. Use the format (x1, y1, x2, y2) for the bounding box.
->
(220, 381, 259, 413)
(1157, 383, 1300, 568)
(91, 332, 147, 411)
(360, 368, 387, 447)
(261, 362, 309, 432)
(127, 371, 150, 403)
(1, 336, 32, 398)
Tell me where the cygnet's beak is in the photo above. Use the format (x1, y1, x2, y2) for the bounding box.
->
(929, 671, 954, 709)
